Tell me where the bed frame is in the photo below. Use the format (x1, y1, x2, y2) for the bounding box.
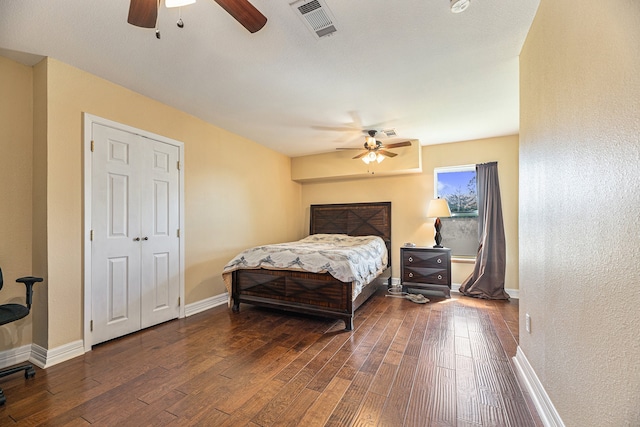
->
(231, 202, 391, 330)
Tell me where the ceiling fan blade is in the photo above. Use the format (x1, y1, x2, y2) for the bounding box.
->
(312, 125, 361, 132)
(377, 150, 398, 158)
(213, 0, 267, 33)
(128, 0, 158, 28)
(352, 152, 368, 160)
(383, 140, 412, 149)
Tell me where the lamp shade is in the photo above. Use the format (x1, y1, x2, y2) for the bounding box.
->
(166, 0, 196, 8)
(426, 198, 452, 218)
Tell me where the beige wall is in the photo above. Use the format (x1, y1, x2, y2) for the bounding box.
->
(6, 56, 303, 350)
(520, 0, 640, 425)
(0, 56, 34, 351)
(300, 135, 519, 289)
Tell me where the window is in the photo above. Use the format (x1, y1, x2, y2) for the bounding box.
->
(434, 165, 478, 257)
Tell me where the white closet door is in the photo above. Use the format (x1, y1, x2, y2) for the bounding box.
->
(139, 139, 180, 328)
(91, 124, 143, 344)
(91, 124, 180, 345)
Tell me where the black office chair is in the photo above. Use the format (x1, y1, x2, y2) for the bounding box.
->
(0, 267, 43, 405)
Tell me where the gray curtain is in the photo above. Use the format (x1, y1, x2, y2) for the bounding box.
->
(459, 161, 509, 299)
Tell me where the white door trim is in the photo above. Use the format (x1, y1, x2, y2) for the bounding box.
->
(83, 113, 185, 352)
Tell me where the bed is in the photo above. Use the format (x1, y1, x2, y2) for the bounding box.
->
(222, 202, 392, 330)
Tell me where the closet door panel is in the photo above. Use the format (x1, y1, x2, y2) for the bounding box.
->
(140, 140, 180, 328)
(91, 124, 143, 344)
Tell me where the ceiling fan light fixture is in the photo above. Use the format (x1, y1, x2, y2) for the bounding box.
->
(376, 154, 385, 163)
(450, 0, 470, 13)
(166, 0, 196, 8)
(362, 151, 378, 164)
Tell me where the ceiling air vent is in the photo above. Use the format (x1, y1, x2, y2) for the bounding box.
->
(290, 0, 337, 39)
(382, 128, 398, 138)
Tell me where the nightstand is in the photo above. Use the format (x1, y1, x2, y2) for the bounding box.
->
(400, 246, 452, 298)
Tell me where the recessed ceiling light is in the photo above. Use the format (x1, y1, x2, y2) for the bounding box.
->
(166, 0, 196, 7)
(450, 0, 471, 13)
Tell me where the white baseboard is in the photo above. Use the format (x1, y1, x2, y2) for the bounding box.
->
(0, 340, 84, 370)
(30, 340, 85, 369)
(184, 292, 229, 317)
(390, 277, 519, 299)
(513, 346, 565, 427)
(0, 344, 32, 369)
(505, 287, 519, 299)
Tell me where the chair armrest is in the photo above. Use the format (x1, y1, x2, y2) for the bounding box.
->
(15, 276, 43, 309)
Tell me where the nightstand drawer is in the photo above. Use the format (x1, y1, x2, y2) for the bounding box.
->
(402, 250, 448, 268)
(403, 267, 448, 285)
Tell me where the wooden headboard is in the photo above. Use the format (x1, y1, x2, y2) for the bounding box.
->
(309, 202, 392, 267)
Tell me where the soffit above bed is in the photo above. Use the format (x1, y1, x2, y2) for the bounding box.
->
(291, 139, 422, 182)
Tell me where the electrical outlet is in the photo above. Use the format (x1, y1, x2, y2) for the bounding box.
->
(525, 313, 531, 333)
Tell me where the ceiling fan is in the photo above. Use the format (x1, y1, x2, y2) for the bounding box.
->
(127, 0, 267, 34)
(337, 130, 412, 164)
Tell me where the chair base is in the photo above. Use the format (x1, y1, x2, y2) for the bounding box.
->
(0, 363, 36, 405)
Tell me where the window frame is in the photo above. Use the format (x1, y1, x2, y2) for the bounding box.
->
(433, 164, 479, 258)
(434, 164, 479, 218)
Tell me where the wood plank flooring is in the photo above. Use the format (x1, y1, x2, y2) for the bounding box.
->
(0, 288, 541, 426)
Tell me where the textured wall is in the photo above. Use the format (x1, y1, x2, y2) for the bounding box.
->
(519, 0, 640, 424)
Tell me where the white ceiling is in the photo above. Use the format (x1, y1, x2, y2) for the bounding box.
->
(0, 0, 539, 157)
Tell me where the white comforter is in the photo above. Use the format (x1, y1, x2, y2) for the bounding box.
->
(222, 234, 388, 299)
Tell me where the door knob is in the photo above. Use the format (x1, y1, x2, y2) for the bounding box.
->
(133, 237, 141, 241)
(142, 237, 149, 241)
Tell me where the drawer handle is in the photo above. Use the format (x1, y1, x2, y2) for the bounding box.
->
(438, 275, 443, 280)
(408, 273, 413, 278)
(437, 258, 442, 264)
(408, 257, 413, 263)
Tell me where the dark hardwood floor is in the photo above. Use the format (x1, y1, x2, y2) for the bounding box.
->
(0, 288, 541, 426)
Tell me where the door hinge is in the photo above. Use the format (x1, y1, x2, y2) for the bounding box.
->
(178, 297, 181, 306)
(90, 320, 93, 332)
(91, 140, 95, 152)
(90, 230, 94, 241)
(177, 229, 180, 238)
(177, 160, 180, 170)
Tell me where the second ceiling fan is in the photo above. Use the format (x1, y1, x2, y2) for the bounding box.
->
(128, 0, 267, 34)
(337, 130, 412, 164)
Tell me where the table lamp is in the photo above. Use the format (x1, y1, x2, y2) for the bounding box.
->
(426, 198, 452, 248)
